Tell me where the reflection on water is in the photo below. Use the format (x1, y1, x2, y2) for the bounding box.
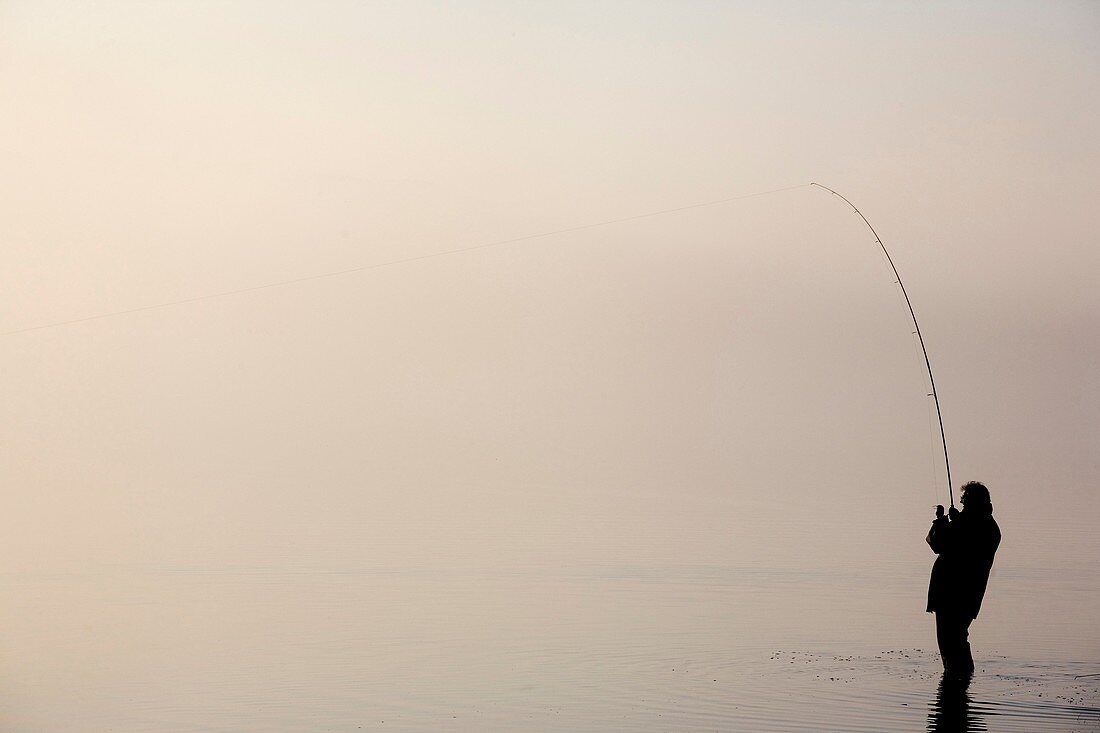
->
(0, 562, 1096, 732)
(928, 672, 985, 733)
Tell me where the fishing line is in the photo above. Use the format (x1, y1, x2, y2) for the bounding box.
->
(1, 183, 810, 338)
(886, 241, 943, 507)
(7, 180, 951, 504)
(810, 183, 954, 508)
(893, 269, 942, 507)
(925, 395, 943, 507)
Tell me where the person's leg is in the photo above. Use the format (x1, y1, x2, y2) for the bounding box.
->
(936, 612, 969, 673)
(935, 612, 955, 670)
(958, 617, 974, 673)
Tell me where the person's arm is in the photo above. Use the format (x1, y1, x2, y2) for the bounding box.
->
(926, 506, 953, 554)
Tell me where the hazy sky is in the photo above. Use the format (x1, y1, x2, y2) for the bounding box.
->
(2, 2, 1097, 573)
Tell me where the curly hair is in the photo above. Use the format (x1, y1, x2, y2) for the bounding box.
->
(961, 481, 991, 508)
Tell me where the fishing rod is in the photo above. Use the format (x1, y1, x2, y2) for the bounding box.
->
(810, 183, 954, 508)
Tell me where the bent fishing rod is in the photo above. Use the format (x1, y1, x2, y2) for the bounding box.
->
(810, 183, 954, 508)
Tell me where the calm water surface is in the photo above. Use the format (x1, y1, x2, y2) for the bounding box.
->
(2, 552, 1097, 732)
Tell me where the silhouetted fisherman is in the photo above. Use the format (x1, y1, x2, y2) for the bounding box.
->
(926, 481, 1001, 676)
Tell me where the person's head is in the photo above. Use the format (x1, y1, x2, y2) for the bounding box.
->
(960, 481, 992, 513)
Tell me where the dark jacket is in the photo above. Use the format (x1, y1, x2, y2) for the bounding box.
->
(926, 505, 1001, 619)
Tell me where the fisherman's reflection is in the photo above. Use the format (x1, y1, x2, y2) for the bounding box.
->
(927, 671, 986, 732)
